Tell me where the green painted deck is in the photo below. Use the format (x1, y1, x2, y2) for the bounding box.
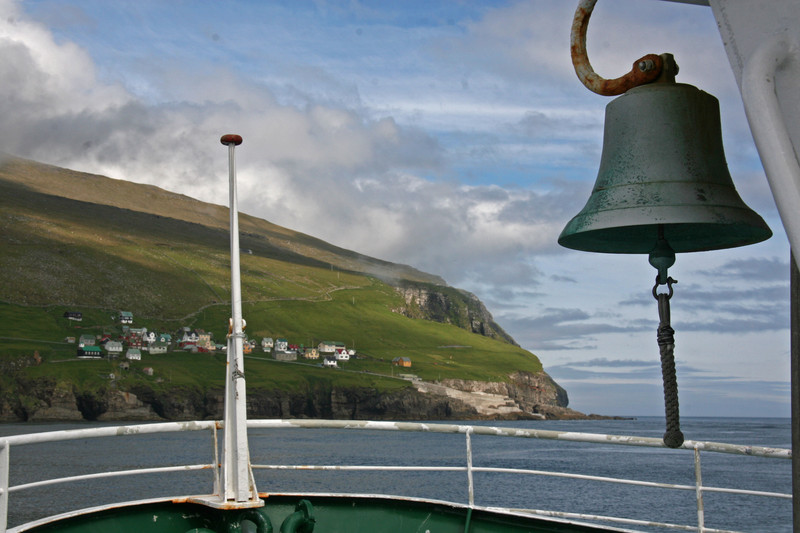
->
(19, 495, 619, 533)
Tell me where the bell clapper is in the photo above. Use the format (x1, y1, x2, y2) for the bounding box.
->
(649, 229, 676, 286)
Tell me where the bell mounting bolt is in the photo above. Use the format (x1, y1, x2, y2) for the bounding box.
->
(221, 134, 243, 146)
(570, 0, 664, 96)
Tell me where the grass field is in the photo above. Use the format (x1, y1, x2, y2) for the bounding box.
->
(0, 157, 544, 410)
(0, 276, 541, 395)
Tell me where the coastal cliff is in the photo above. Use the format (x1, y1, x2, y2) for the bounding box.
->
(0, 369, 588, 422)
(393, 282, 517, 345)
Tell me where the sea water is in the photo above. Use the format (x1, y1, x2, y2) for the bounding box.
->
(0, 417, 792, 532)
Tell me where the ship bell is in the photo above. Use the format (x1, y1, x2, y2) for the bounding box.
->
(558, 81, 771, 255)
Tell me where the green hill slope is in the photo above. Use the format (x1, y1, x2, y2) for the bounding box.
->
(0, 156, 563, 422)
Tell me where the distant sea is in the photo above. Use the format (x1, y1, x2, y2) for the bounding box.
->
(0, 417, 791, 532)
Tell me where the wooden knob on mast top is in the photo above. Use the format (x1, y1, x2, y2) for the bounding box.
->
(220, 134, 243, 146)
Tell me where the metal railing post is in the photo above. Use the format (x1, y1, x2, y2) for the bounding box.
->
(465, 428, 474, 507)
(694, 446, 705, 532)
(212, 422, 221, 497)
(1, 440, 9, 533)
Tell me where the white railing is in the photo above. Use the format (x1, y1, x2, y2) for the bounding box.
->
(0, 420, 792, 533)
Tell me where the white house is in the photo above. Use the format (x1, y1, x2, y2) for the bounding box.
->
(126, 348, 142, 361)
(275, 338, 289, 352)
(261, 337, 274, 352)
(335, 349, 350, 362)
(78, 335, 95, 347)
(318, 340, 344, 354)
(323, 356, 338, 368)
(105, 340, 124, 355)
(180, 330, 200, 344)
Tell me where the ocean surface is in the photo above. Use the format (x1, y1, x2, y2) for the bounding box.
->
(0, 417, 791, 532)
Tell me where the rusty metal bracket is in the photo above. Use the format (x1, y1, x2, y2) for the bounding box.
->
(570, 0, 663, 96)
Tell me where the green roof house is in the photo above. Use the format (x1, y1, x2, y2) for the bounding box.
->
(77, 346, 103, 359)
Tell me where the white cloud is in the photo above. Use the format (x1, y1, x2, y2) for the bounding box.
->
(0, 0, 790, 417)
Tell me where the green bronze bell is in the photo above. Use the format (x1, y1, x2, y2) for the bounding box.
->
(558, 81, 771, 255)
(562, 6, 770, 450)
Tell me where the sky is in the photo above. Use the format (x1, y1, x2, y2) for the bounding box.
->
(0, 0, 791, 418)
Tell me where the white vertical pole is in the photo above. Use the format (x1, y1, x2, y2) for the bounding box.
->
(220, 134, 258, 505)
(211, 421, 221, 498)
(792, 253, 799, 533)
(465, 428, 474, 507)
(0, 441, 8, 533)
(694, 446, 705, 532)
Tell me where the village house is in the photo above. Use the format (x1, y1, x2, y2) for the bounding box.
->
(149, 342, 168, 354)
(274, 350, 297, 362)
(323, 356, 338, 368)
(78, 334, 95, 347)
(303, 347, 319, 360)
(119, 311, 133, 324)
(261, 337, 274, 352)
(143, 367, 154, 376)
(274, 338, 289, 352)
(63, 311, 83, 321)
(126, 348, 142, 361)
(77, 346, 102, 359)
(392, 357, 412, 368)
(334, 349, 350, 362)
(127, 334, 143, 349)
(317, 340, 345, 354)
(271, 338, 296, 361)
(197, 331, 214, 351)
(179, 328, 207, 349)
(105, 340, 124, 355)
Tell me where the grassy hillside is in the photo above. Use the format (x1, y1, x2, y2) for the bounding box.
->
(0, 156, 543, 400)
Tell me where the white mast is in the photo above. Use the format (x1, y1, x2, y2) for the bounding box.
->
(219, 133, 260, 507)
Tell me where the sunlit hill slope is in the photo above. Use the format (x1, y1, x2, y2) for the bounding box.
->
(0, 156, 572, 422)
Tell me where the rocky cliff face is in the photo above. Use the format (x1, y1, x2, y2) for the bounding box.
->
(439, 371, 582, 419)
(0, 380, 469, 422)
(0, 370, 590, 422)
(393, 282, 517, 345)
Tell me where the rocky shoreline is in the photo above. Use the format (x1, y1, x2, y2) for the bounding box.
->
(0, 371, 627, 423)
